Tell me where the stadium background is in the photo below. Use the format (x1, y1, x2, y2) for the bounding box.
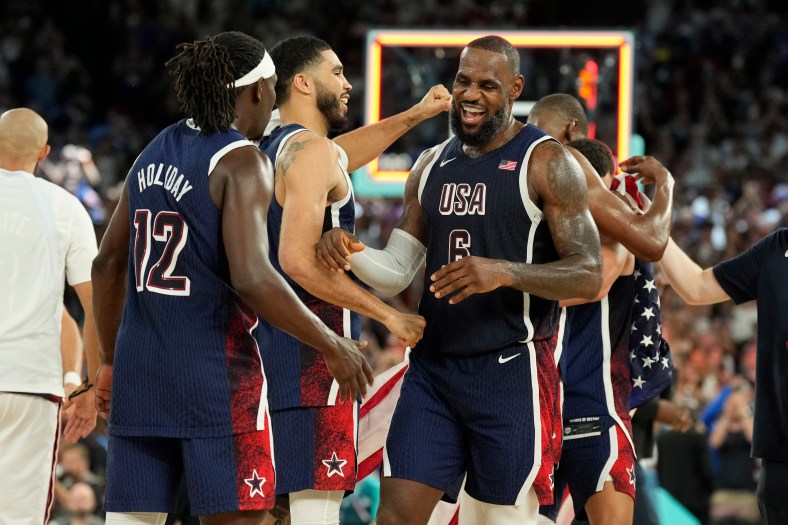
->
(2, 0, 785, 523)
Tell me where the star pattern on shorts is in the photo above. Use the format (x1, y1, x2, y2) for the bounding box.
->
(322, 451, 347, 478)
(632, 375, 646, 389)
(627, 465, 636, 486)
(244, 469, 266, 498)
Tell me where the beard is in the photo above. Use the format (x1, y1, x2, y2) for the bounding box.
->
(315, 81, 348, 132)
(449, 103, 508, 147)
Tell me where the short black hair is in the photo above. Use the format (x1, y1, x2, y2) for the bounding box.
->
(270, 36, 332, 106)
(530, 94, 589, 137)
(567, 138, 615, 178)
(466, 35, 520, 76)
(165, 31, 267, 133)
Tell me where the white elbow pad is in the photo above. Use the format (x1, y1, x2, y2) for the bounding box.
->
(351, 228, 426, 297)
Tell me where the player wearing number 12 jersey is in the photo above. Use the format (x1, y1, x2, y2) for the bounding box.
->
(91, 31, 371, 524)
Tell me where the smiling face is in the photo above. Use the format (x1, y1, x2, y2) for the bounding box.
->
(450, 46, 523, 147)
(312, 49, 352, 132)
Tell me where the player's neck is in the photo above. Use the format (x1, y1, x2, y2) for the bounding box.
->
(278, 105, 329, 137)
(462, 118, 524, 158)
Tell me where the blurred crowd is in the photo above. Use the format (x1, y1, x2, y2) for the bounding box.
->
(2, 0, 785, 523)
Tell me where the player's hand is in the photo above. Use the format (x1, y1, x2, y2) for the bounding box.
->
(383, 311, 426, 348)
(411, 84, 452, 121)
(430, 256, 507, 304)
(315, 227, 365, 272)
(63, 389, 98, 442)
(657, 400, 692, 432)
(619, 155, 673, 187)
(95, 365, 113, 421)
(323, 338, 374, 403)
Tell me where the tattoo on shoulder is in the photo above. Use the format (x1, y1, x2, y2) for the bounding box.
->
(279, 138, 311, 178)
(396, 149, 434, 236)
(545, 146, 585, 215)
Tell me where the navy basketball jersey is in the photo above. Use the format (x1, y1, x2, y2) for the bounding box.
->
(259, 124, 361, 410)
(111, 120, 269, 438)
(560, 274, 635, 443)
(417, 124, 559, 356)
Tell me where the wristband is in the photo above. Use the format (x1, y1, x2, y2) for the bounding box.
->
(64, 371, 83, 386)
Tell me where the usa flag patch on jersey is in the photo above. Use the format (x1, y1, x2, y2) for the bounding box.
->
(498, 159, 518, 171)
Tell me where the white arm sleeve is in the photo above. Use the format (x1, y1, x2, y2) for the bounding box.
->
(351, 228, 426, 297)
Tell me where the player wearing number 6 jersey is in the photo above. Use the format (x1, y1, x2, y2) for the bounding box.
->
(91, 31, 372, 525)
(316, 35, 602, 524)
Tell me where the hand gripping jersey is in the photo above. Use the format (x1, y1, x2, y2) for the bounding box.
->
(111, 120, 269, 438)
(259, 124, 361, 410)
(417, 124, 560, 356)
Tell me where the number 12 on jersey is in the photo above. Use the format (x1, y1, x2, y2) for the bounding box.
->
(133, 209, 191, 296)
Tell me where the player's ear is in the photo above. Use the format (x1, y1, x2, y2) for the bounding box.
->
(292, 72, 312, 97)
(252, 78, 263, 103)
(510, 74, 524, 100)
(567, 119, 579, 142)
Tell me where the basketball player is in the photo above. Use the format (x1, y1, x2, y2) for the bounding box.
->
(0, 107, 100, 525)
(257, 36, 443, 524)
(91, 31, 372, 525)
(657, 228, 788, 525)
(322, 35, 604, 524)
(527, 94, 674, 262)
(527, 96, 674, 524)
(538, 138, 639, 525)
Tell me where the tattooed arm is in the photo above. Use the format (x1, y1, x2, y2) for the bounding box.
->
(584, 153, 674, 261)
(277, 134, 426, 347)
(430, 141, 602, 303)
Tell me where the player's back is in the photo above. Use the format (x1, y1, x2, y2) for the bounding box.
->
(258, 124, 361, 410)
(418, 124, 560, 356)
(111, 119, 267, 438)
(560, 273, 634, 439)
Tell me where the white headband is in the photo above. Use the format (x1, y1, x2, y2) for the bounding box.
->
(227, 51, 275, 88)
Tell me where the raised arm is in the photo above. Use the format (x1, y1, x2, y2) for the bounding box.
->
(215, 146, 373, 401)
(333, 86, 451, 172)
(276, 135, 425, 346)
(430, 141, 602, 303)
(576, 151, 674, 262)
(657, 237, 730, 305)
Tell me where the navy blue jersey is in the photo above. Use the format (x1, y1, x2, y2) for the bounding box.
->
(713, 228, 788, 461)
(259, 124, 361, 410)
(560, 274, 634, 442)
(111, 120, 268, 438)
(417, 125, 559, 356)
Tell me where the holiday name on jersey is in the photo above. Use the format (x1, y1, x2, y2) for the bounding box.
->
(136, 163, 193, 202)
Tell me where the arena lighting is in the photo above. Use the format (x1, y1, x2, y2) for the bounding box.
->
(357, 29, 635, 196)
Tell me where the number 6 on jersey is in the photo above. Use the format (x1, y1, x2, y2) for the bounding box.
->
(449, 229, 471, 262)
(133, 209, 191, 295)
